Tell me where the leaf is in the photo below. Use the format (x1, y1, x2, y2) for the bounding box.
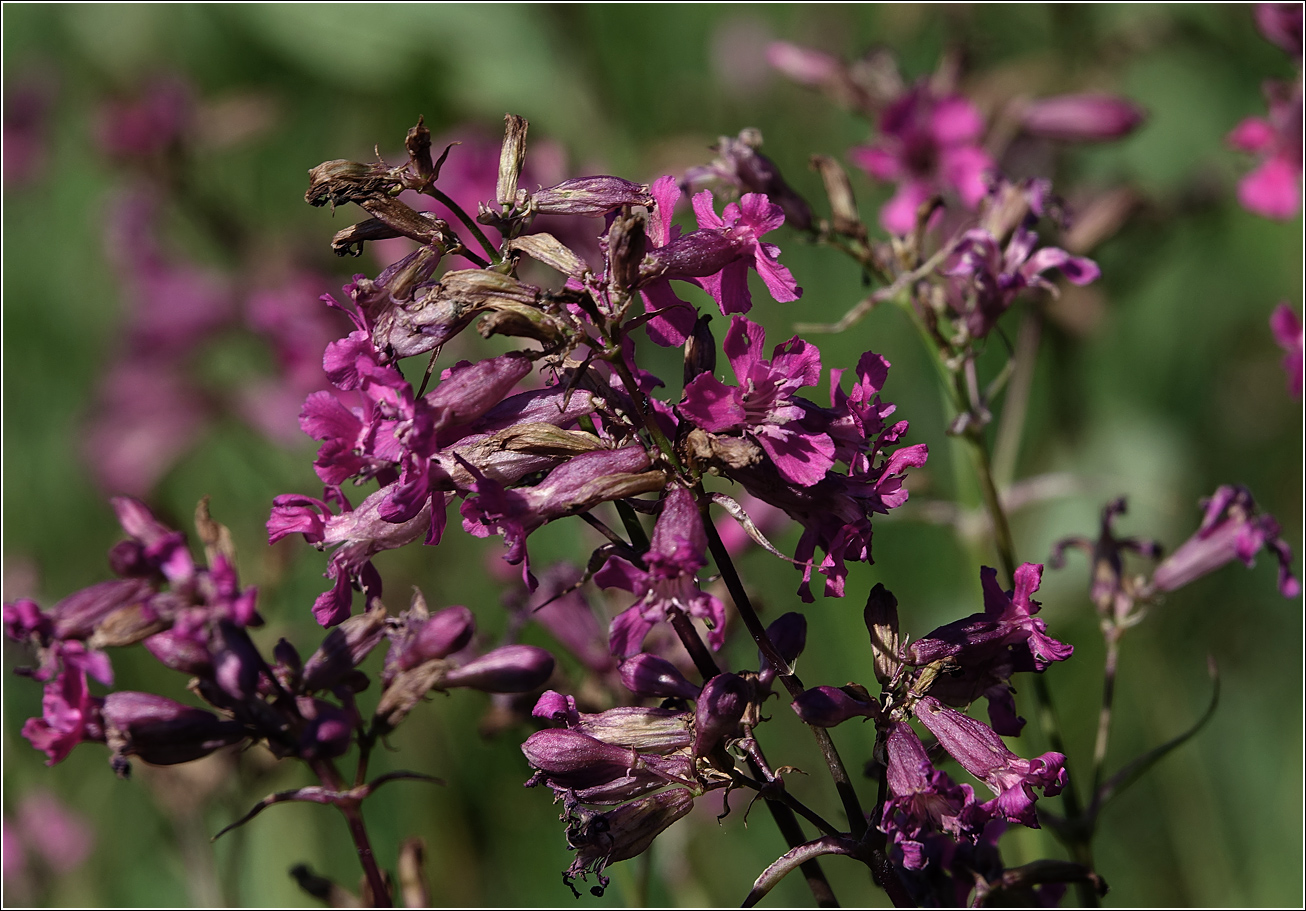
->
(1093, 655, 1220, 812)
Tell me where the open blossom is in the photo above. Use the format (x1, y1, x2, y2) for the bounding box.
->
(681, 316, 833, 487)
(915, 696, 1067, 829)
(643, 187, 801, 316)
(851, 82, 994, 234)
(595, 487, 726, 656)
(943, 179, 1100, 339)
(1149, 485, 1299, 598)
(1227, 77, 1303, 220)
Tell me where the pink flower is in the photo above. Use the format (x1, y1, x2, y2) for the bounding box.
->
(851, 84, 995, 234)
(595, 488, 727, 656)
(681, 316, 833, 487)
(1228, 79, 1303, 220)
(1271, 303, 1304, 396)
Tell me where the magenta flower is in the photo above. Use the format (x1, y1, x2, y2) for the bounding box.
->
(851, 83, 994, 234)
(595, 487, 726, 656)
(646, 189, 801, 316)
(915, 696, 1067, 829)
(1227, 78, 1303, 220)
(1149, 485, 1299, 598)
(681, 316, 834, 487)
(1020, 94, 1146, 143)
(1271, 303, 1304, 396)
(880, 722, 990, 871)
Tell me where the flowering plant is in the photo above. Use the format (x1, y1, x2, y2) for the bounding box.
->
(4, 5, 1300, 907)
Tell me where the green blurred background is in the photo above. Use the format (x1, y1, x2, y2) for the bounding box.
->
(3, 4, 1301, 906)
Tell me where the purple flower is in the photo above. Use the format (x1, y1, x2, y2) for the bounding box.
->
(681, 316, 834, 487)
(1271, 303, 1304, 396)
(915, 696, 1067, 829)
(1149, 485, 1299, 598)
(645, 190, 801, 315)
(910, 564, 1072, 673)
(851, 84, 994, 234)
(1227, 78, 1303, 220)
(942, 182, 1100, 339)
(21, 653, 106, 766)
(1020, 94, 1146, 143)
(880, 722, 989, 871)
(96, 77, 193, 159)
(461, 446, 663, 589)
(595, 488, 726, 656)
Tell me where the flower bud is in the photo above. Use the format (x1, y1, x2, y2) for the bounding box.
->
(767, 41, 842, 87)
(101, 691, 245, 771)
(1020, 94, 1145, 143)
(531, 177, 652, 217)
(305, 159, 395, 208)
(790, 684, 878, 728)
(522, 728, 639, 785)
(301, 604, 387, 692)
(758, 612, 807, 685)
(211, 620, 262, 701)
(400, 604, 475, 670)
(505, 234, 589, 280)
(692, 672, 749, 756)
(810, 154, 860, 236)
(295, 697, 354, 760)
(606, 211, 648, 292)
(142, 630, 212, 676)
(619, 654, 701, 701)
(440, 644, 554, 693)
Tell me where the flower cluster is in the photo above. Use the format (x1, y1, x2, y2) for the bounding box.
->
(790, 568, 1077, 904)
(4, 498, 553, 781)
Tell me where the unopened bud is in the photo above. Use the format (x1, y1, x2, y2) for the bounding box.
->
(810, 154, 863, 237)
(142, 630, 212, 676)
(619, 654, 701, 701)
(576, 706, 692, 753)
(692, 673, 749, 756)
(790, 684, 878, 728)
(863, 584, 900, 687)
(295, 696, 354, 760)
(1020, 94, 1146, 143)
(532, 177, 652, 217)
(102, 692, 245, 772)
(758, 612, 807, 686)
(440, 644, 554, 693)
(400, 604, 475, 670)
(47, 578, 155, 642)
(607, 212, 648, 292)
